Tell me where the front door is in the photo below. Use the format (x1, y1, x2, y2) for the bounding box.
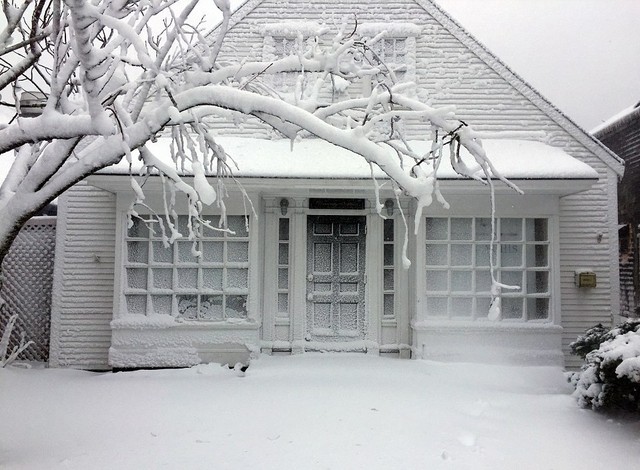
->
(306, 216, 366, 342)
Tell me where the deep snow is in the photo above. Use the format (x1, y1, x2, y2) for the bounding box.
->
(1, 355, 639, 469)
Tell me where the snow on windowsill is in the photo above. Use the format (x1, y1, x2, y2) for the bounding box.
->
(412, 320, 562, 332)
(262, 22, 325, 37)
(111, 314, 259, 330)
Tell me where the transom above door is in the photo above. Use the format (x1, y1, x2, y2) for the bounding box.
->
(306, 215, 366, 342)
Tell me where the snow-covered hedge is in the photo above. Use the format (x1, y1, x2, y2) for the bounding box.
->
(569, 320, 640, 411)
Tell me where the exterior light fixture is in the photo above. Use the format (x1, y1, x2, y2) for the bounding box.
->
(280, 198, 289, 216)
(384, 199, 394, 217)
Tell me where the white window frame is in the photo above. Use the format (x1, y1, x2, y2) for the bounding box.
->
(421, 216, 557, 323)
(121, 213, 252, 321)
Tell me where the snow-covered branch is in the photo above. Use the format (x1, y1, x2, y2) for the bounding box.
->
(0, 1, 518, 275)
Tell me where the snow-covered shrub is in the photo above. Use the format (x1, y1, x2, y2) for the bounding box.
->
(0, 314, 34, 367)
(569, 320, 640, 411)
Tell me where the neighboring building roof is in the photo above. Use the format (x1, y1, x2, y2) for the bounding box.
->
(591, 101, 640, 136)
(98, 137, 598, 181)
(205, 0, 624, 176)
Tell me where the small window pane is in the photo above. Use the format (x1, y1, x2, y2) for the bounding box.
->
(527, 298, 549, 320)
(426, 244, 447, 266)
(527, 271, 549, 294)
(426, 270, 448, 292)
(151, 295, 172, 315)
(177, 295, 198, 319)
(226, 295, 248, 318)
(451, 244, 472, 266)
(202, 241, 223, 263)
(476, 297, 491, 315)
(126, 295, 147, 314)
(278, 293, 289, 313)
(384, 219, 394, 242)
(127, 241, 148, 263)
(526, 245, 548, 268)
(500, 271, 522, 291)
(202, 269, 223, 290)
(127, 218, 149, 238)
(384, 269, 394, 290)
(475, 270, 492, 293)
(279, 218, 290, 241)
(451, 271, 472, 292)
(427, 297, 448, 316)
(451, 297, 472, 317)
(200, 295, 223, 320)
(177, 215, 191, 237)
(177, 241, 198, 263)
(475, 244, 496, 267)
(151, 268, 172, 290)
(426, 218, 447, 240)
(278, 243, 289, 265)
(475, 218, 492, 241)
(501, 245, 522, 267)
(227, 216, 249, 237)
(451, 218, 472, 240)
(201, 215, 221, 236)
(126, 268, 147, 289)
(228, 242, 249, 263)
(278, 268, 289, 290)
(177, 268, 198, 289)
(384, 244, 394, 266)
(500, 218, 522, 242)
(228, 268, 248, 289)
(502, 297, 523, 320)
(383, 294, 394, 317)
(526, 219, 548, 242)
(152, 241, 173, 263)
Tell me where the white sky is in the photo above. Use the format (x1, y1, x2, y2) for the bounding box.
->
(436, 0, 640, 131)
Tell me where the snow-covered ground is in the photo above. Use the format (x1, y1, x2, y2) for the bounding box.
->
(1, 354, 639, 469)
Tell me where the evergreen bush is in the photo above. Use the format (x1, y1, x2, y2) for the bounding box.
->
(569, 320, 640, 412)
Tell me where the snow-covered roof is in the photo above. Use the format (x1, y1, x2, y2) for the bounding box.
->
(591, 101, 640, 135)
(98, 137, 598, 181)
(205, 0, 624, 177)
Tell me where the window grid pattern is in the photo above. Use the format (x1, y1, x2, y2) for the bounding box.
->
(124, 215, 250, 321)
(425, 217, 550, 321)
(277, 218, 290, 318)
(383, 219, 395, 318)
(272, 36, 301, 91)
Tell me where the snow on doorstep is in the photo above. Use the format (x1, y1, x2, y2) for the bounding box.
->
(99, 137, 599, 181)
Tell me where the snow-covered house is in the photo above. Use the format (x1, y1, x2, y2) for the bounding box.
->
(48, 0, 623, 370)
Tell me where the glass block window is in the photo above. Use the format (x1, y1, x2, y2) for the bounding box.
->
(425, 217, 551, 321)
(383, 219, 395, 318)
(277, 218, 290, 318)
(124, 215, 250, 320)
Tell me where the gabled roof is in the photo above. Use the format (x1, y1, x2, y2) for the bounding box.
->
(207, 0, 624, 176)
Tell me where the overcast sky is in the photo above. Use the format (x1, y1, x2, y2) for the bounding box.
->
(436, 0, 640, 131)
